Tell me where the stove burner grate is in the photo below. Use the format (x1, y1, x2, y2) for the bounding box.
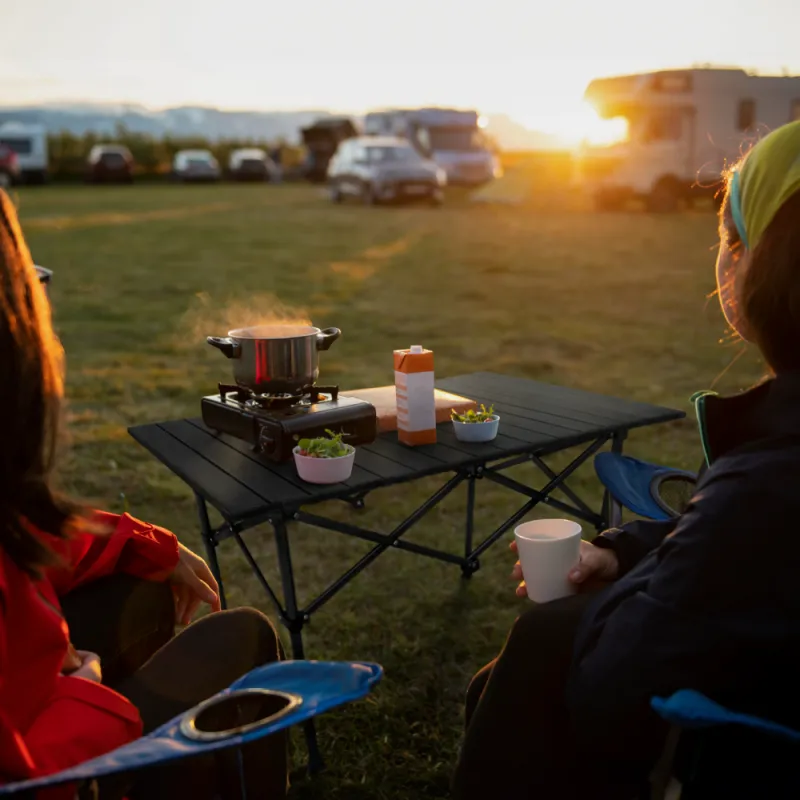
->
(217, 383, 340, 410)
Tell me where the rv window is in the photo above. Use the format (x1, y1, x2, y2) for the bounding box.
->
(0, 138, 32, 156)
(427, 127, 485, 152)
(737, 99, 756, 131)
(652, 73, 693, 93)
(792, 99, 800, 122)
(643, 112, 682, 142)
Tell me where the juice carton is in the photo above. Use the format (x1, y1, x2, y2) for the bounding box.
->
(394, 345, 436, 445)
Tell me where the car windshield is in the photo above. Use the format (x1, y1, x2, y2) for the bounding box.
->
(0, 138, 32, 156)
(367, 146, 419, 164)
(422, 127, 486, 153)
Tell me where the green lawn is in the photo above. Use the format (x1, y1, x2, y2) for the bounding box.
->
(15, 182, 764, 799)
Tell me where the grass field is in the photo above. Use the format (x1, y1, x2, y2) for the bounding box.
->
(14, 181, 765, 798)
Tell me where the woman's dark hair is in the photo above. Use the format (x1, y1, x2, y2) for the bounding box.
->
(720, 185, 800, 373)
(0, 190, 84, 576)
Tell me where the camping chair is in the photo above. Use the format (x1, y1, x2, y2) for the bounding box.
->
(595, 453, 697, 522)
(0, 660, 382, 800)
(34, 265, 52, 298)
(649, 691, 800, 799)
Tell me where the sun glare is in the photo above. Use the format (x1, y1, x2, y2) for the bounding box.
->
(525, 101, 628, 148)
(574, 103, 628, 147)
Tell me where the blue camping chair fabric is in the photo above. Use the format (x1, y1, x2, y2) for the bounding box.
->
(649, 691, 800, 799)
(0, 660, 382, 797)
(594, 453, 697, 522)
(652, 690, 800, 742)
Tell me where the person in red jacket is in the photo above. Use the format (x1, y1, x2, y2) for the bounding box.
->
(0, 192, 287, 798)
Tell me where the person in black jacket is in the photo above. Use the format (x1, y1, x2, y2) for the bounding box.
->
(452, 120, 800, 799)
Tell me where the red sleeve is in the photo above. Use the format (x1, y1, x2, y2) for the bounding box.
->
(22, 677, 142, 775)
(46, 511, 180, 596)
(1, 679, 142, 788)
(0, 589, 36, 782)
(0, 567, 143, 793)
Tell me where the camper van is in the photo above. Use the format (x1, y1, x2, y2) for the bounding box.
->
(364, 108, 500, 187)
(578, 68, 800, 211)
(0, 122, 48, 184)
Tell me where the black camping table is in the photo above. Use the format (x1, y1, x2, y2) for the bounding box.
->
(129, 372, 683, 768)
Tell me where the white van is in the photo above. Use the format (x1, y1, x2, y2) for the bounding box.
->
(578, 68, 800, 211)
(364, 108, 500, 187)
(0, 122, 48, 184)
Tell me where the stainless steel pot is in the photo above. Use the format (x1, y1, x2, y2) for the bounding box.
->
(207, 325, 341, 394)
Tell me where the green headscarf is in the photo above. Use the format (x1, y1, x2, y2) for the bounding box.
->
(730, 120, 800, 250)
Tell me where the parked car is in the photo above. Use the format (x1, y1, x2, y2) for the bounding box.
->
(327, 137, 446, 205)
(0, 122, 48, 184)
(0, 145, 20, 190)
(228, 148, 279, 182)
(173, 150, 221, 182)
(364, 108, 500, 187)
(86, 145, 135, 183)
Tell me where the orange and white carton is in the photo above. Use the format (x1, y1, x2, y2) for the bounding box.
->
(394, 345, 437, 446)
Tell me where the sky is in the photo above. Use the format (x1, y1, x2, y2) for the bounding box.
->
(2, 0, 800, 140)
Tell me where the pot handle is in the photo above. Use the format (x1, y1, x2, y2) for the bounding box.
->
(315, 327, 341, 352)
(207, 336, 242, 359)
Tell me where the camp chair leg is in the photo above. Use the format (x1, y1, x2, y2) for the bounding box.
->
(304, 718, 325, 775)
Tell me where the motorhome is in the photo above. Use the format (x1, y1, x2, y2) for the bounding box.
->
(578, 68, 800, 211)
(364, 108, 500, 187)
(0, 122, 48, 183)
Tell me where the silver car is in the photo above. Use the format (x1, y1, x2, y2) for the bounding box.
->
(172, 149, 221, 183)
(327, 137, 446, 205)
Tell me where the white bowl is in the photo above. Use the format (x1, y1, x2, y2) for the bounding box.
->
(452, 415, 500, 443)
(292, 445, 355, 484)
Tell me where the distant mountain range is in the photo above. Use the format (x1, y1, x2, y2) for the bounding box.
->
(0, 102, 563, 151)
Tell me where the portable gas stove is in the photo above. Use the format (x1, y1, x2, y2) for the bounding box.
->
(201, 384, 377, 461)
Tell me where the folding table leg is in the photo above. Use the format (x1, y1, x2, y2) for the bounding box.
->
(195, 493, 227, 610)
(272, 516, 325, 774)
(461, 472, 480, 578)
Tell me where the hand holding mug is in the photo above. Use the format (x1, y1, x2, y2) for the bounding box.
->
(511, 536, 619, 599)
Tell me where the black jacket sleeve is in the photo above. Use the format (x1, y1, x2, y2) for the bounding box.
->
(593, 518, 677, 576)
(567, 464, 800, 765)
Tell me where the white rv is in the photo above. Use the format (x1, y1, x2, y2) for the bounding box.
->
(364, 108, 500, 187)
(577, 68, 800, 211)
(0, 122, 48, 184)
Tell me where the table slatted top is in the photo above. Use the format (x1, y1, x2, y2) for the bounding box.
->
(128, 372, 684, 527)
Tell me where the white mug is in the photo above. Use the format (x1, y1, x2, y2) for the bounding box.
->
(514, 518, 582, 603)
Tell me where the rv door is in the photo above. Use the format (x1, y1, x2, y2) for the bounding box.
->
(631, 106, 695, 185)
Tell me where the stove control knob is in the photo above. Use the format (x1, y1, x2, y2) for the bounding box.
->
(258, 427, 275, 453)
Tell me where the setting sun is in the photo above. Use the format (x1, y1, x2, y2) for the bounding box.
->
(517, 101, 628, 148)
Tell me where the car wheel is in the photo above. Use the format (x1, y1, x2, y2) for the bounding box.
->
(646, 177, 683, 213)
(362, 183, 378, 206)
(330, 182, 343, 204)
(0, 171, 12, 190)
(593, 191, 625, 212)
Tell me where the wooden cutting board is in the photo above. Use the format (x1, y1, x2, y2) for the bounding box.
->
(343, 386, 477, 432)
